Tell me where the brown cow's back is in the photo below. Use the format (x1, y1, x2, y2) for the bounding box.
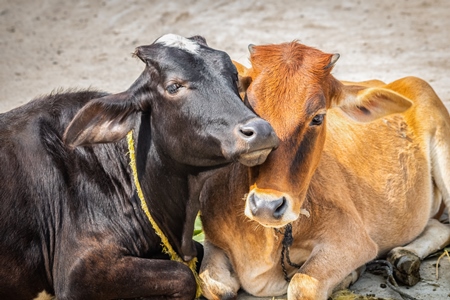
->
(200, 42, 450, 300)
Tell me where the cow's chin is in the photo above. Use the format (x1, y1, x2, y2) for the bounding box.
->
(237, 148, 273, 167)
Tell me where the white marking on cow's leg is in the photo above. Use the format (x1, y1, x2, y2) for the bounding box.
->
(388, 219, 450, 285)
(33, 290, 55, 300)
(396, 218, 450, 259)
(155, 33, 200, 54)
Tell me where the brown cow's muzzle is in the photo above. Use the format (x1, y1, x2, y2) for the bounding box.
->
(244, 188, 301, 228)
(233, 118, 279, 167)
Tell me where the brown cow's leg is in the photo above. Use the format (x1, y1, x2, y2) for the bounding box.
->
(199, 241, 240, 300)
(387, 218, 450, 286)
(332, 266, 366, 292)
(56, 256, 196, 300)
(288, 228, 378, 300)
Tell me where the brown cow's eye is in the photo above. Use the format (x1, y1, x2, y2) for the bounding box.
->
(166, 83, 182, 95)
(233, 72, 239, 83)
(310, 114, 325, 126)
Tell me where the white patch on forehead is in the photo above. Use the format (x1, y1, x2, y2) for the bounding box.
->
(155, 34, 200, 54)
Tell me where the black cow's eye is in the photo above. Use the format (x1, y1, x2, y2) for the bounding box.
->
(166, 83, 182, 95)
(310, 114, 325, 126)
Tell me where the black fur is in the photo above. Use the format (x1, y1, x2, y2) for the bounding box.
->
(0, 35, 276, 300)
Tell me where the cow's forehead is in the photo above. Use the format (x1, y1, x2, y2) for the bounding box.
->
(155, 34, 200, 54)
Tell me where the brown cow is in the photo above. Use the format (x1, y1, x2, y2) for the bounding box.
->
(199, 41, 450, 300)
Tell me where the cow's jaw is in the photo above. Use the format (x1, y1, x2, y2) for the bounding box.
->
(238, 148, 273, 167)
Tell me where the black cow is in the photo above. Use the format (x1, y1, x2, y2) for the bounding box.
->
(0, 34, 279, 300)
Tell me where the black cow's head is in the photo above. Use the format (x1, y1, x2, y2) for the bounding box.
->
(62, 34, 279, 260)
(63, 34, 279, 168)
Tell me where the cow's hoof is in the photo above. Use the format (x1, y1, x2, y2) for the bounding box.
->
(387, 248, 421, 286)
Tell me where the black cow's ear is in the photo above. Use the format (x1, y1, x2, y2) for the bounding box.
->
(188, 35, 208, 46)
(134, 46, 152, 64)
(63, 92, 139, 149)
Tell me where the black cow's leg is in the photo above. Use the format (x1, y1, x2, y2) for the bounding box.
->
(56, 256, 196, 300)
(193, 241, 204, 273)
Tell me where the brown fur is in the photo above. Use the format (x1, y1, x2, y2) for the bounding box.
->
(199, 41, 450, 300)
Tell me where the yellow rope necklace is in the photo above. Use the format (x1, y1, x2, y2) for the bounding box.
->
(127, 131, 202, 298)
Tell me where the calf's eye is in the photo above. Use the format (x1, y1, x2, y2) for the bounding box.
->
(310, 114, 325, 126)
(166, 83, 182, 95)
(233, 72, 239, 83)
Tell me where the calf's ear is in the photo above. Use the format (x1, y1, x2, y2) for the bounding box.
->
(335, 85, 412, 122)
(63, 92, 139, 149)
(188, 35, 208, 46)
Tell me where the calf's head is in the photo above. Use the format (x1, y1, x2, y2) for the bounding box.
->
(63, 34, 278, 168)
(238, 42, 412, 228)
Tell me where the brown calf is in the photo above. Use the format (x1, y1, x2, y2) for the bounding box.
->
(199, 41, 450, 300)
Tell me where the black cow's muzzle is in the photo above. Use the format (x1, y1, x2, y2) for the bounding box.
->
(234, 118, 279, 167)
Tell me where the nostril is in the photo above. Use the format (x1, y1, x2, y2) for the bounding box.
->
(239, 125, 256, 139)
(273, 197, 288, 219)
(249, 193, 259, 216)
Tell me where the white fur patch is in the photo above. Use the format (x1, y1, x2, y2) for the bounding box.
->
(155, 33, 200, 54)
(33, 290, 54, 300)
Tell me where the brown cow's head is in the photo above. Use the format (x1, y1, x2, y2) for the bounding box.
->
(238, 41, 412, 228)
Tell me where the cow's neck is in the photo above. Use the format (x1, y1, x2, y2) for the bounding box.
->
(132, 113, 201, 261)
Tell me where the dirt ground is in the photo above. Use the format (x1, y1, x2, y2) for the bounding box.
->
(1, 0, 450, 299)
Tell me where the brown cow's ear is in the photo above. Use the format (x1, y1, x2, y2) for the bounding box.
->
(336, 85, 412, 122)
(233, 60, 252, 100)
(63, 92, 139, 149)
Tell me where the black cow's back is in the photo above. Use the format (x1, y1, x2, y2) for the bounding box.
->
(0, 91, 157, 299)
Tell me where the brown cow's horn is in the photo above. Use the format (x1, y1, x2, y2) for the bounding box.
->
(248, 44, 256, 54)
(325, 53, 340, 69)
